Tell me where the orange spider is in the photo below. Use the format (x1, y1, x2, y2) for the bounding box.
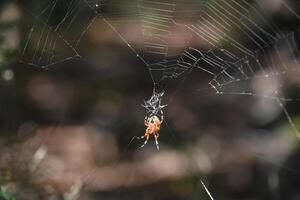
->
(139, 115, 163, 150)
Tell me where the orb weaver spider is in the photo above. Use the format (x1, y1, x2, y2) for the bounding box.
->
(132, 115, 163, 150)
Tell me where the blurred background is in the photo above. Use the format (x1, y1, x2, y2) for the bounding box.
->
(1, 0, 300, 199)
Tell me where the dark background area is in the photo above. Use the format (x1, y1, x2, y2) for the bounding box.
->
(1, 0, 300, 199)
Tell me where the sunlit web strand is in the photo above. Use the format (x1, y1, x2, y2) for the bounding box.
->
(20, 0, 101, 68)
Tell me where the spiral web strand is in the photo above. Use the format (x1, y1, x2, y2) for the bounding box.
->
(20, 0, 103, 68)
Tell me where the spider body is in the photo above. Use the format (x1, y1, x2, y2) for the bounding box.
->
(134, 90, 166, 150)
(140, 115, 163, 150)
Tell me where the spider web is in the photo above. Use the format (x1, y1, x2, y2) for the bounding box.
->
(19, 0, 103, 68)
(19, 0, 300, 138)
(101, 0, 300, 138)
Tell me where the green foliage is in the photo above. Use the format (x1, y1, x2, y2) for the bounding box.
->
(0, 186, 15, 200)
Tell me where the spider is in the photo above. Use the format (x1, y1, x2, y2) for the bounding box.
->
(132, 115, 163, 150)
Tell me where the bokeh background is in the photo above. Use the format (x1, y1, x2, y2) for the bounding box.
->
(1, 0, 300, 199)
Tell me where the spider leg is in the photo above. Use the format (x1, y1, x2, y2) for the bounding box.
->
(154, 133, 160, 150)
(132, 135, 145, 140)
(128, 135, 145, 147)
(138, 134, 150, 149)
(159, 110, 164, 123)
